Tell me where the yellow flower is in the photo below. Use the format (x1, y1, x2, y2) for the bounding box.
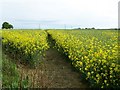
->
(104, 80, 107, 83)
(88, 72, 90, 76)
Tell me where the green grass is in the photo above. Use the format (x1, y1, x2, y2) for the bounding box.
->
(1, 46, 30, 88)
(2, 50, 19, 88)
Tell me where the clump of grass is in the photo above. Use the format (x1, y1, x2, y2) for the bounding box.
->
(2, 53, 29, 88)
(2, 53, 19, 88)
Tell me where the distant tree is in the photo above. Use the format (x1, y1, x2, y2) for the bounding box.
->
(8, 24, 13, 29)
(77, 28, 81, 29)
(2, 22, 13, 29)
(92, 27, 95, 29)
(2, 22, 9, 29)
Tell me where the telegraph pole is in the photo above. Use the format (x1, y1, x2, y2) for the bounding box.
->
(71, 25, 73, 29)
(64, 24, 66, 30)
(39, 24, 41, 29)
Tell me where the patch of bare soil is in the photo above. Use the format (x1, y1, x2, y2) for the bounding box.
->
(17, 48, 88, 88)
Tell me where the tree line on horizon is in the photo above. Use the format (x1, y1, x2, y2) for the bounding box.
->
(1, 22, 119, 30)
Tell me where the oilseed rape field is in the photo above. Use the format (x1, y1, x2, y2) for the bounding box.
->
(2, 30, 49, 67)
(1, 29, 120, 88)
(48, 30, 120, 88)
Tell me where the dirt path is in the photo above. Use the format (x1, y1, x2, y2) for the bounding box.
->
(17, 34, 89, 88)
(18, 48, 88, 88)
(42, 48, 88, 88)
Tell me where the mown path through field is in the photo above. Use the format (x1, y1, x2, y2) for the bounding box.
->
(17, 33, 89, 88)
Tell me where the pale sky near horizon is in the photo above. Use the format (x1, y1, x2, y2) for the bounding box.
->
(0, 0, 119, 29)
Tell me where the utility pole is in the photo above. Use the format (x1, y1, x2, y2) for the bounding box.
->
(39, 24, 41, 29)
(64, 24, 66, 30)
(71, 25, 73, 29)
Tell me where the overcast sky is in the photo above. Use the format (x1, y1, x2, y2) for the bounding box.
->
(0, 0, 119, 29)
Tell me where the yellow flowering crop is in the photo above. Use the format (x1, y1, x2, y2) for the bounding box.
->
(2, 30, 49, 67)
(48, 30, 120, 88)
